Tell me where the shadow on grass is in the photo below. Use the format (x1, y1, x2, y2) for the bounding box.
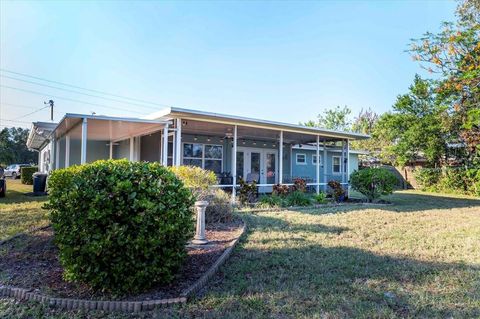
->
(0, 190, 47, 205)
(244, 214, 350, 235)
(287, 191, 480, 216)
(203, 222, 480, 318)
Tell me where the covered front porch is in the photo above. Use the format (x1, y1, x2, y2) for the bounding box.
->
(51, 109, 368, 200)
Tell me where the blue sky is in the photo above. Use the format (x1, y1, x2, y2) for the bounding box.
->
(0, 0, 457, 128)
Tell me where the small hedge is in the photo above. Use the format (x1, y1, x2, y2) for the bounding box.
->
(350, 168, 397, 202)
(205, 189, 233, 223)
(414, 167, 480, 196)
(169, 165, 217, 200)
(20, 166, 38, 185)
(45, 160, 195, 293)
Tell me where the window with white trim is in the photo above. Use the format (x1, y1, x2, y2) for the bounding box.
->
(183, 143, 223, 174)
(312, 154, 322, 166)
(296, 153, 306, 165)
(332, 156, 341, 173)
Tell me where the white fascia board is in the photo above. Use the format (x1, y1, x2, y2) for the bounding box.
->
(146, 107, 370, 140)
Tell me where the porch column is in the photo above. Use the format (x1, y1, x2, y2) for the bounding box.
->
(174, 118, 182, 166)
(162, 124, 169, 166)
(346, 139, 350, 194)
(341, 139, 346, 185)
(129, 137, 134, 161)
(231, 125, 237, 203)
(316, 135, 320, 194)
(279, 131, 283, 184)
(54, 138, 60, 169)
(109, 141, 113, 159)
(323, 138, 327, 191)
(65, 134, 70, 168)
(81, 118, 87, 164)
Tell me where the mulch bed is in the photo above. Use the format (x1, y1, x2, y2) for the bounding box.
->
(0, 219, 243, 301)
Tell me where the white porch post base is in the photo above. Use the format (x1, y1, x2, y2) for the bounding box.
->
(192, 200, 209, 245)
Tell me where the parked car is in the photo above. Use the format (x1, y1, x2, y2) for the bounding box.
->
(4, 164, 29, 179)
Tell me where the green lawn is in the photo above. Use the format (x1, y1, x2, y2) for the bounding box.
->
(1, 190, 480, 318)
(0, 179, 48, 241)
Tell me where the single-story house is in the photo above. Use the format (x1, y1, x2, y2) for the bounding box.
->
(27, 107, 369, 198)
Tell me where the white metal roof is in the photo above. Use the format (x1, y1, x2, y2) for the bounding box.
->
(53, 113, 169, 141)
(146, 107, 370, 140)
(26, 122, 58, 150)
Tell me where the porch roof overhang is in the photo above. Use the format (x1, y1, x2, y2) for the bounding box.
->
(146, 107, 370, 141)
(53, 113, 169, 141)
(26, 122, 58, 151)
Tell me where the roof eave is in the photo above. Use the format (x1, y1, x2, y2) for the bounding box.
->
(152, 107, 370, 140)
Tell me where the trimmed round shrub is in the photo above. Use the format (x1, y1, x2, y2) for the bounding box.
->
(45, 160, 195, 293)
(20, 166, 38, 185)
(350, 168, 398, 202)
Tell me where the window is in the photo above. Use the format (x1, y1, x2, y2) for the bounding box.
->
(182, 143, 223, 174)
(204, 145, 222, 173)
(332, 156, 341, 173)
(296, 153, 306, 165)
(312, 155, 322, 166)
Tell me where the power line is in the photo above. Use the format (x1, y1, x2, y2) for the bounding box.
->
(0, 69, 171, 109)
(1, 102, 63, 114)
(12, 106, 49, 121)
(1, 74, 162, 111)
(1, 118, 32, 124)
(0, 85, 148, 115)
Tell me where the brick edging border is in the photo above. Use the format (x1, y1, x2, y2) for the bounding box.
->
(0, 220, 247, 313)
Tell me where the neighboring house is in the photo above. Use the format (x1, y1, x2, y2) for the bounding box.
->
(27, 107, 369, 198)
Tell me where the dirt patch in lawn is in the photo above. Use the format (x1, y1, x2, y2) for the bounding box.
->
(0, 219, 243, 301)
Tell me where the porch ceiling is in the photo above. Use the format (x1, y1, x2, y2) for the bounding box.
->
(180, 119, 339, 144)
(54, 114, 167, 141)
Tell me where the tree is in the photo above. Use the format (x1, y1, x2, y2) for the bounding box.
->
(350, 168, 398, 202)
(351, 108, 379, 135)
(0, 127, 37, 166)
(372, 75, 448, 167)
(302, 105, 352, 131)
(350, 108, 384, 155)
(410, 0, 480, 163)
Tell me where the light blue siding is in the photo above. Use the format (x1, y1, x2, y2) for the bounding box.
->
(291, 148, 359, 182)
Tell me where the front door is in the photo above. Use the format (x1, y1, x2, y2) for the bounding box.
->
(237, 147, 278, 193)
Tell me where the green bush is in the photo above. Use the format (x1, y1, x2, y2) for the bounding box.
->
(313, 192, 327, 204)
(350, 168, 397, 202)
(45, 160, 195, 293)
(258, 194, 284, 208)
(20, 166, 38, 185)
(285, 190, 312, 207)
(205, 189, 233, 223)
(169, 165, 217, 200)
(415, 167, 480, 196)
(414, 168, 442, 190)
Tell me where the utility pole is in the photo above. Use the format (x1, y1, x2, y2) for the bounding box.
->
(44, 100, 54, 121)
